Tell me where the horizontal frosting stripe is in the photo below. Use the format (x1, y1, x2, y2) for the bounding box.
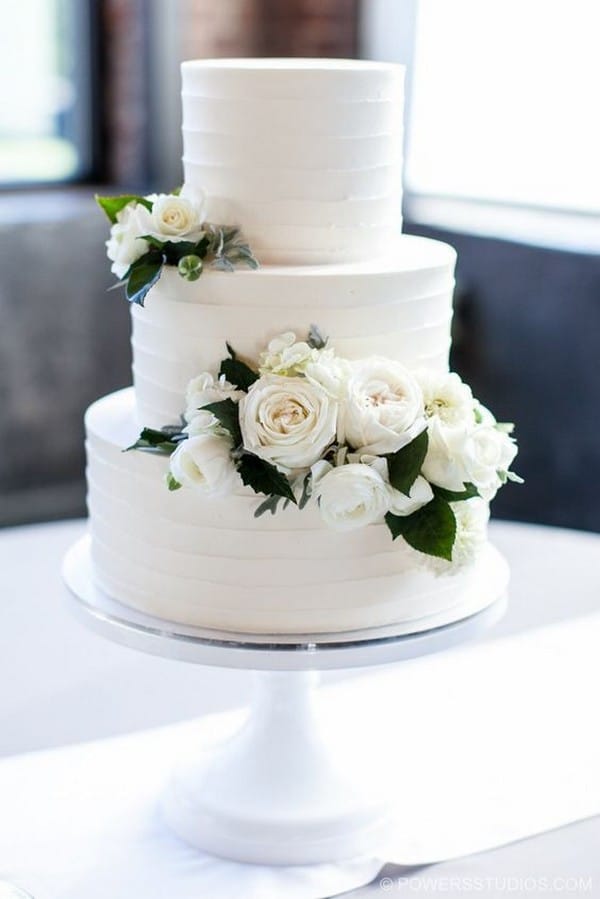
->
(184, 161, 401, 202)
(180, 59, 404, 102)
(144, 281, 454, 317)
(182, 130, 403, 170)
(134, 299, 452, 340)
(203, 200, 401, 229)
(181, 98, 401, 137)
(87, 488, 405, 559)
(91, 535, 461, 600)
(90, 518, 421, 585)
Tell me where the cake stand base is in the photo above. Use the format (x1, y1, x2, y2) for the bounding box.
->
(163, 670, 390, 864)
(63, 536, 508, 865)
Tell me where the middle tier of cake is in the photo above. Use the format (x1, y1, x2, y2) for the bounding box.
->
(132, 234, 457, 427)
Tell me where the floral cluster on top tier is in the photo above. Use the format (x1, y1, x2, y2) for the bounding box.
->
(96, 187, 258, 306)
(130, 328, 521, 571)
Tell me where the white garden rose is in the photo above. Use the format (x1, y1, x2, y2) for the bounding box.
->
(311, 461, 390, 531)
(150, 192, 205, 242)
(169, 433, 239, 496)
(337, 357, 426, 455)
(185, 372, 243, 422)
(421, 416, 471, 492)
(461, 424, 519, 500)
(418, 370, 474, 428)
(239, 374, 337, 472)
(105, 203, 149, 278)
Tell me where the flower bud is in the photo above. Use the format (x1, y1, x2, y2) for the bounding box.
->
(178, 254, 203, 281)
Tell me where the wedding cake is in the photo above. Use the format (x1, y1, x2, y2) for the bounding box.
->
(86, 59, 519, 639)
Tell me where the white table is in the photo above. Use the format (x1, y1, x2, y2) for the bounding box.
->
(1, 518, 600, 895)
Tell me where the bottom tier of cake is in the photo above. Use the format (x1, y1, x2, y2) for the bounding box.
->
(85, 389, 509, 639)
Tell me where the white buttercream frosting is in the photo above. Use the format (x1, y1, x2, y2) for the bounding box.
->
(85, 390, 498, 637)
(181, 58, 405, 264)
(131, 234, 456, 427)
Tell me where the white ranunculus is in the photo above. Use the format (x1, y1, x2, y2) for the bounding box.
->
(169, 434, 238, 496)
(185, 372, 243, 422)
(239, 374, 337, 472)
(105, 203, 150, 278)
(418, 370, 474, 428)
(337, 357, 426, 455)
(425, 498, 490, 574)
(150, 192, 205, 242)
(462, 424, 519, 500)
(421, 416, 471, 492)
(312, 462, 390, 531)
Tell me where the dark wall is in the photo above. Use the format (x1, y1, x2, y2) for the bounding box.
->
(407, 223, 600, 532)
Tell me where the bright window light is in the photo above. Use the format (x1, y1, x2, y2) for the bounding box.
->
(406, 0, 600, 213)
(0, 0, 83, 184)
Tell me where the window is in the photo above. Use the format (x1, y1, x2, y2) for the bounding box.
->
(0, 0, 94, 185)
(404, 0, 600, 214)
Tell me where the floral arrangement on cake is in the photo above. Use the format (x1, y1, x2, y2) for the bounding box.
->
(96, 188, 258, 306)
(129, 327, 520, 570)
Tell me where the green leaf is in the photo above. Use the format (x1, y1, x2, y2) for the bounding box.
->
(166, 472, 182, 491)
(386, 430, 429, 497)
(126, 427, 181, 454)
(433, 482, 480, 502)
(238, 453, 297, 504)
(385, 495, 456, 561)
(298, 472, 313, 510)
(254, 495, 282, 517)
(218, 343, 259, 392)
(95, 193, 152, 224)
(141, 235, 209, 263)
(307, 323, 328, 350)
(202, 398, 243, 447)
(125, 253, 163, 306)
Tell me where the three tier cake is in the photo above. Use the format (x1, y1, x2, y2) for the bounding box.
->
(86, 59, 518, 638)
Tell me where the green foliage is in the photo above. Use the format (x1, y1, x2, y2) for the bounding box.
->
(385, 494, 456, 561)
(125, 253, 163, 306)
(386, 430, 429, 497)
(238, 454, 297, 504)
(95, 194, 152, 224)
(218, 343, 259, 392)
(202, 398, 243, 447)
(433, 482, 480, 502)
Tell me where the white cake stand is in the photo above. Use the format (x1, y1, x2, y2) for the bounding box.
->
(62, 536, 508, 865)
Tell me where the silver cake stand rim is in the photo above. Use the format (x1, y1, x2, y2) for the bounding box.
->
(62, 535, 508, 671)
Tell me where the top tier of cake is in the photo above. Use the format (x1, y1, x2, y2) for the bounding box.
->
(181, 58, 404, 265)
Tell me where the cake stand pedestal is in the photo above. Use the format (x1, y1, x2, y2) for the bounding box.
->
(63, 536, 508, 866)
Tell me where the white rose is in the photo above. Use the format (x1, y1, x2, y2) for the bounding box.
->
(347, 454, 433, 517)
(424, 498, 490, 575)
(462, 425, 518, 500)
(239, 374, 337, 472)
(169, 434, 238, 496)
(418, 370, 474, 427)
(105, 203, 149, 278)
(185, 372, 243, 422)
(150, 192, 205, 242)
(422, 416, 471, 492)
(312, 462, 390, 531)
(337, 357, 426, 455)
(184, 409, 220, 436)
